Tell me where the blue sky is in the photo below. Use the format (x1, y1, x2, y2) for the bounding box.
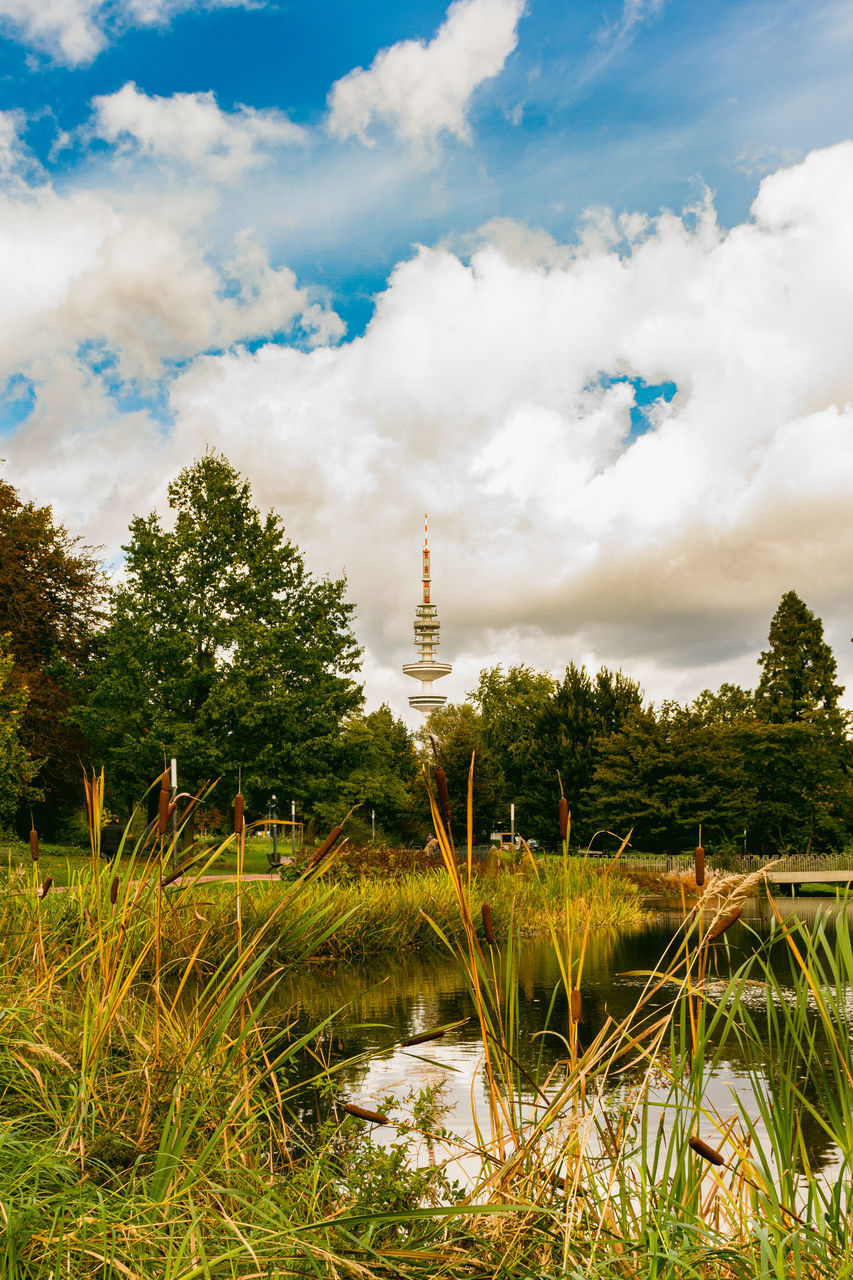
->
(4, 0, 852, 334)
(1, 0, 853, 716)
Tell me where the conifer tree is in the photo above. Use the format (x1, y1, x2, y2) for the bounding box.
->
(756, 591, 842, 723)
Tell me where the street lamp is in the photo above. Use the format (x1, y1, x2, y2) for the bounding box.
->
(268, 793, 278, 866)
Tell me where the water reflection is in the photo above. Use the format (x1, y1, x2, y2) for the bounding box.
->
(274, 894, 853, 1176)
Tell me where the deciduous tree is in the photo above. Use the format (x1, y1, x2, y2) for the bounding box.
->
(0, 474, 103, 822)
(0, 635, 40, 828)
(77, 453, 362, 815)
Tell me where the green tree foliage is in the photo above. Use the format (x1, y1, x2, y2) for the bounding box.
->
(587, 701, 753, 854)
(0, 475, 103, 819)
(77, 454, 362, 815)
(756, 590, 843, 723)
(737, 720, 853, 855)
(0, 636, 40, 827)
(691, 683, 755, 725)
(472, 664, 555, 836)
(420, 703, 506, 843)
(530, 664, 644, 845)
(313, 705, 421, 844)
(749, 592, 852, 851)
(469, 662, 644, 845)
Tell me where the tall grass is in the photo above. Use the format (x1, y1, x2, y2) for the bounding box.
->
(4, 768, 853, 1276)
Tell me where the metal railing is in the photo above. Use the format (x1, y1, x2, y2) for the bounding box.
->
(603, 852, 853, 874)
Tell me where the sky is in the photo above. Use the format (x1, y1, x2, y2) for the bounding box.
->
(1, 0, 853, 724)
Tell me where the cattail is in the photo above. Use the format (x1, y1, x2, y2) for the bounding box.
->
(482, 903, 496, 945)
(312, 824, 343, 865)
(401, 1028, 446, 1047)
(559, 797, 569, 843)
(707, 907, 742, 942)
(29, 828, 39, 862)
(342, 1102, 389, 1125)
(110, 875, 119, 905)
(233, 792, 244, 836)
(83, 773, 93, 827)
(435, 767, 451, 826)
(157, 770, 170, 836)
(39, 875, 52, 900)
(689, 1135, 725, 1167)
(695, 844, 705, 888)
(570, 988, 582, 1022)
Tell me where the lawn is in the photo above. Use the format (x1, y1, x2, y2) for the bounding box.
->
(0, 834, 281, 886)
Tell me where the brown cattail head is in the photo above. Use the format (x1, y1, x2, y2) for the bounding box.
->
(401, 1028, 447, 1048)
(342, 1102, 389, 1125)
(233, 792, 244, 836)
(312, 824, 343, 865)
(39, 875, 52, 900)
(110, 875, 119, 905)
(570, 988, 582, 1022)
(157, 788, 170, 837)
(707, 906, 742, 942)
(695, 845, 705, 888)
(559, 797, 569, 843)
(482, 903, 496, 946)
(689, 1135, 725, 1166)
(29, 828, 39, 862)
(435, 767, 451, 826)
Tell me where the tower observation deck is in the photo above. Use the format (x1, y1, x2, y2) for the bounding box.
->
(402, 515, 452, 717)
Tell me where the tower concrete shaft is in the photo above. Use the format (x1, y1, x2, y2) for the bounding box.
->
(403, 515, 452, 717)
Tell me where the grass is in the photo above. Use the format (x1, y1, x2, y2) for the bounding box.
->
(0, 835, 280, 886)
(2, 768, 853, 1276)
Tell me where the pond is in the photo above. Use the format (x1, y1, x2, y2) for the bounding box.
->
(275, 893, 853, 1178)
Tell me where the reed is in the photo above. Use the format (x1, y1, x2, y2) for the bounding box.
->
(4, 765, 853, 1277)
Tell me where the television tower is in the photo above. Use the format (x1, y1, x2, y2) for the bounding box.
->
(403, 515, 452, 717)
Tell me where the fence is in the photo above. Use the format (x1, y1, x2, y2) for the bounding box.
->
(606, 851, 853, 874)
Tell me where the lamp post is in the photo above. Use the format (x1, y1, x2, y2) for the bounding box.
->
(371, 808, 375, 843)
(170, 757, 178, 869)
(269, 793, 278, 866)
(291, 799, 296, 858)
(510, 802, 515, 849)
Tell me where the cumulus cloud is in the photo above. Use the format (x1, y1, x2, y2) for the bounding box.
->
(0, 179, 342, 415)
(327, 0, 525, 151)
(0, 0, 250, 66)
(90, 83, 306, 181)
(7, 141, 853, 719)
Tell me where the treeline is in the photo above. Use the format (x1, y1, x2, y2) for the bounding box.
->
(2, 453, 851, 854)
(428, 592, 853, 854)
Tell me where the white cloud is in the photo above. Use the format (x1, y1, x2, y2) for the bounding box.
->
(7, 141, 853, 721)
(327, 0, 525, 152)
(90, 83, 306, 181)
(0, 0, 250, 67)
(607, 0, 668, 41)
(0, 109, 38, 189)
(0, 180, 342, 393)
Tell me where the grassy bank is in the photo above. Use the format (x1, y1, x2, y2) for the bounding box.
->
(3, 837, 645, 970)
(6, 863, 644, 975)
(292, 858, 645, 957)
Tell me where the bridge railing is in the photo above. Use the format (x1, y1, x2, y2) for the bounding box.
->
(601, 852, 853, 874)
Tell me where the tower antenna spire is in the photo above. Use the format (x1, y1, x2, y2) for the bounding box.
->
(403, 514, 451, 718)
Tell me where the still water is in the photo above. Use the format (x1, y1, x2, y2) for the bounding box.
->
(278, 895, 850, 1175)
